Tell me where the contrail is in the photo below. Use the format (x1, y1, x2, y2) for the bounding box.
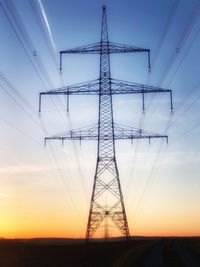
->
(38, 0, 57, 51)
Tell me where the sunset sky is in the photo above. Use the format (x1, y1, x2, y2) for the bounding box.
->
(0, 0, 200, 238)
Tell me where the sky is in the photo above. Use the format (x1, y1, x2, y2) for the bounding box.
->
(0, 0, 200, 239)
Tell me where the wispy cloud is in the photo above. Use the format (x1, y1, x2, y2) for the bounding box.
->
(38, 0, 57, 51)
(0, 164, 51, 174)
(0, 193, 12, 198)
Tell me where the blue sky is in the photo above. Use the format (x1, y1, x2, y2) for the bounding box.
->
(0, 0, 200, 237)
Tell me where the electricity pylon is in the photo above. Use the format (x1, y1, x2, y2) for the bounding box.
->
(39, 6, 173, 240)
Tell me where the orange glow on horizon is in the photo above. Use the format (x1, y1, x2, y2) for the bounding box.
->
(1, 177, 199, 239)
(1, 204, 200, 239)
(2, 221, 200, 239)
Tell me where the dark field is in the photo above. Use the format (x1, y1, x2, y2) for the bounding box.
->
(0, 237, 199, 267)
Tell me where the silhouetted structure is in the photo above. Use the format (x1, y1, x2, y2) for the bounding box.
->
(39, 6, 173, 240)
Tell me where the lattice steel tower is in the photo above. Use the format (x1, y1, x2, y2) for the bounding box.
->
(39, 6, 173, 240)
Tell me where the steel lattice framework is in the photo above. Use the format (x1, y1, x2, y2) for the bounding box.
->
(39, 6, 173, 240)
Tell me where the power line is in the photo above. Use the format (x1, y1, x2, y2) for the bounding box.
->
(151, 0, 180, 70)
(127, 3, 200, 217)
(0, 112, 41, 146)
(125, 0, 178, 201)
(0, 1, 48, 89)
(146, 1, 200, 125)
(157, 1, 200, 86)
(0, 82, 84, 221)
(131, 79, 200, 218)
(0, 83, 42, 129)
(29, 0, 89, 202)
(130, 139, 166, 219)
(133, 114, 200, 219)
(29, 0, 59, 70)
(0, 77, 84, 221)
(1, 0, 88, 222)
(3, 0, 54, 88)
(166, 24, 200, 89)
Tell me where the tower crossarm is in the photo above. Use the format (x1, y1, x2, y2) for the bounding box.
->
(59, 42, 150, 71)
(114, 123, 168, 144)
(60, 42, 149, 55)
(44, 124, 98, 146)
(60, 42, 102, 54)
(44, 123, 168, 145)
(111, 79, 173, 111)
(59, 42, 101, 70)
(108, 41, 149, 54)
(40, 79, 99, 95)
(39, 79, 100, 113)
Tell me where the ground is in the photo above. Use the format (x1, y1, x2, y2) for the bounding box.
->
(0, 237, 199, 267)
